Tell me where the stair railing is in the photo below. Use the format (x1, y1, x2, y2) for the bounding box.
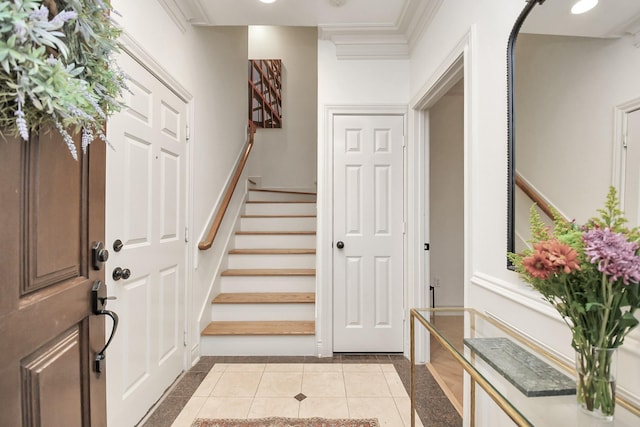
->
(198, 121, 257, 250)
(515, 173, 567, 222)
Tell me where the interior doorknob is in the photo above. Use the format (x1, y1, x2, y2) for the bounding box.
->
(112, 267, 131, 281)
(336, 241, 345, 249)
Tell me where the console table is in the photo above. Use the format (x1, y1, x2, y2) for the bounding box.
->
(410, 308, 640, 426)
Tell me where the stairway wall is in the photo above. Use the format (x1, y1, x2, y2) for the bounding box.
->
(247, 26, 318, 190)
(194, 173, 250, 353)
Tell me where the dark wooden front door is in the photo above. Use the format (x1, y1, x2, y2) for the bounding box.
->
(0, 130, 107, 426)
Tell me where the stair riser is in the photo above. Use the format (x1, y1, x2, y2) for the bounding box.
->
(211, 303, 315, 321)
(248, 191, 317, 202)
(244, 203, 316, 216)
(227, 254, 316, 269)
(220, 276, 316, 293)
(240, 217, 316, 232)
(234, 234, 316, 249)
(200, 335, 316, 356)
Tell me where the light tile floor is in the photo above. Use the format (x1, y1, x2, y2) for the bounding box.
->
(170, 363, 424, 427)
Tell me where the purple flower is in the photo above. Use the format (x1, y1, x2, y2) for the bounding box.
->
(29, 6, 49, 22)
(14, 100, 29, 141)
(583, 228, 640, 284)
(45, 55, 58, 66)
(81, 127, 93, 153)
(50, 11, 78, 27)
(13, 21, 27, 42)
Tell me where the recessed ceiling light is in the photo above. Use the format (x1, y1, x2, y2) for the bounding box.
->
(260, 0, 277, 4)
(571, 0, 598, 15)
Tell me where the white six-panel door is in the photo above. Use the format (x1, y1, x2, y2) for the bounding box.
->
(333, 114, 405, 352)
(105, 52, 188, 427)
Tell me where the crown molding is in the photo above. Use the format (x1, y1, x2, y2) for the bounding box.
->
(319, 0, 442, 60)
(164, 0, 211, 26)
(161, 0, 442, 59)
(328, 33, 410, 60)
(401, 0, 443, 52)
(156, 0, 189, 33)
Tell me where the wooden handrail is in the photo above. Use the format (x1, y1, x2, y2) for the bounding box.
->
(198, 122, 257, 250)
(515, 173, 567, 222)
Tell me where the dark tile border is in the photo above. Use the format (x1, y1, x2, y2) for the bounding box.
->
(139, 355, 462, 427)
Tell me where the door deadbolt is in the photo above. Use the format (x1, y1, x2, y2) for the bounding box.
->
(92, 242, 109, 270)
(112, 267, 131, 281)
(113, 239, 124, 252)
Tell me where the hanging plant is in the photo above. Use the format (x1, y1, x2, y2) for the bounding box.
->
(0, 0, 127, 159)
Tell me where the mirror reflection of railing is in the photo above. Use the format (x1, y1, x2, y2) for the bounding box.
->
(507, 0, 640, 265)
(516, 173, 563, 224)
(514, 172, 566, 252)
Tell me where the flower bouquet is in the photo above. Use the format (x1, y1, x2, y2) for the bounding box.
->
(509, 187, 640, 419)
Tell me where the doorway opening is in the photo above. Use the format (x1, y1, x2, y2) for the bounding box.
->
(425, 77, 465, 416)
(412, 47, 469, 416)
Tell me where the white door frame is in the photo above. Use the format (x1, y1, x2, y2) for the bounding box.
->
(117, 33, 196, 366)
(612, 96, 640, 210)
(408, 28, 475, 364)
(317, 105, 408, 357)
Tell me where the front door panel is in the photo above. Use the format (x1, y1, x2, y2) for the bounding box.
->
(0, 130, 107, 426)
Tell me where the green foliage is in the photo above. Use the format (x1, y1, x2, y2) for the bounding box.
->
(0, 0, 127, 159)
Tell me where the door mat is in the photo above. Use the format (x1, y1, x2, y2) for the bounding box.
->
(191, 418, 380, 427)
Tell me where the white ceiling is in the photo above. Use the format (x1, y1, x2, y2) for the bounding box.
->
(166, 0, 443, 59)
(176, 0, 411, 27)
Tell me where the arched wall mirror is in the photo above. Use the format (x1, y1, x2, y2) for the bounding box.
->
(507, 0, 640, 266)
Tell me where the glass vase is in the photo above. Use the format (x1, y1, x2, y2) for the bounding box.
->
(575, 346, 617, 421)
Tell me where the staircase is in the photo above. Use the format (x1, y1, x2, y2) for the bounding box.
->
(200, 188, 317, 356)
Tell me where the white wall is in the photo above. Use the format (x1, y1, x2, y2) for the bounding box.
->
(408, 0, 640, 410)
(248, 26, 318, 190)
(515, 33, 640, 224)
(429, 89, 464, 307)
(113, 0, 248, 363)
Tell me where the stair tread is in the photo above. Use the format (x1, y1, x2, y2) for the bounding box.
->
(202, 320, 315, 336)
(229, 249, 316, 255)
(236, 231, 316, 235)
(241, 214, 316, 218)
(246, 201, 316, 204)
(213, 292, 315, 304)
(250, 189, 317, 196)
(221, 268, 316, 276)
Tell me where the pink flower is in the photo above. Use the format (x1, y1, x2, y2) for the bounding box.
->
(522, 240, 580, 279)
(583, 228, 640, 285)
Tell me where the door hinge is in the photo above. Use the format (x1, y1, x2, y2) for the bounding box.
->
(403, 221, 407, 235)
(623, 133, 628, 149)
(185, 226, 189, 243)
(186, 124, 191, 142)
(183, 331, 188, 347)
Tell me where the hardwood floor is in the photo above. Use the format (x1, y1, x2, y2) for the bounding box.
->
(427, 314, 464, 416)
